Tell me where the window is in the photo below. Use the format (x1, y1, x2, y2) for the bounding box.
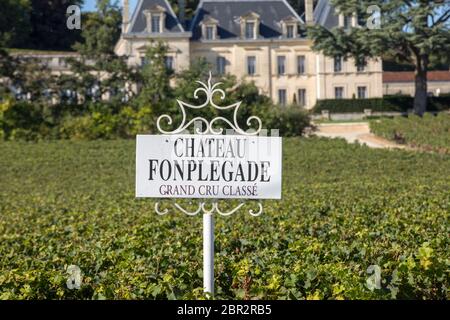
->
(143, 6, 166, 33)
(59, 58, 68, 68)
(164, 56, 174, 70)
(298, 89, 307, 107)
(278, 89, 287, 106)
(335, 87, 344, 99)
(277, 56, 286, 75)
(297, 55, 306, 75)
(356, 59, 365, 72)
(343, 15, 352, 30)
(205, 26, 214, 40)
(357, 14, 366, 27)
(286, 25, 295, 38)
(217, 56, 226, 75)
(151, 15, 161, 33)
(140, 57, 149, 67)
(357, 86, 367, 99)
(247, 56, 256, 75)
(334, 55, 342, 72)
(245, 22, 255, 39)
(201, 18, 219, 40)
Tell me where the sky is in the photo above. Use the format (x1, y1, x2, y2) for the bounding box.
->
(82, 0, 138, 12)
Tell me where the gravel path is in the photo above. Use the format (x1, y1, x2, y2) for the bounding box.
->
(313, 122, 405, 149)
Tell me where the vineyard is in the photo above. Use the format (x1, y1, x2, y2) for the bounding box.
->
(0, 138, 449, 299)
(370, 113, 450, 154)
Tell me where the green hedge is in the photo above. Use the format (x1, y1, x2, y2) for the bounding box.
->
(261, 106, 311, 137)
(0, 100, 311, 141)
(0, 100, 154, 141)
(312, 96, 450, 114)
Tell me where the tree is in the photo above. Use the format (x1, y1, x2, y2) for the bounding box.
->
(136, 41, 172, 109)
(73, 0, 121, 58)
(28, 0, 84, 50)
(0, 48, 13, 98)
(0, 51, 57, 104)
(0, 0, 32, 48)
(287, 0, 319, 16)
(12, 58, 55, 103)
(168, 0, 199, 21)
(173, 57, 210, 105)
(70, 0, 134, 103)
(308, 0, 450, 115)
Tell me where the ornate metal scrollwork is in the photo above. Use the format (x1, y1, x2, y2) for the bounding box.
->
(156, 72, 262, 136)
(155, 201, 263, 217)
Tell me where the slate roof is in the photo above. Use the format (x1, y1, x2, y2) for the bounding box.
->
(314, 0, 339, 29)
(128, 0, 185, 34)
(127, 0, 339, 38)
(189, 0, 304, 40)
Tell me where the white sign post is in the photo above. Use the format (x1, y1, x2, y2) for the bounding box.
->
(136, 73, 282, 296)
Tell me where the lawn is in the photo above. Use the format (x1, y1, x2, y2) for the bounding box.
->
(370, 113, 450, 154)
(0, 138, 448, 299)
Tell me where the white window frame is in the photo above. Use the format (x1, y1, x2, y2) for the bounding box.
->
(343, 15, 352, 30)
(277, 56, 286, 75)
(247, 56, 256, 76)
(206, 26, 214, 40)
(202, 22, 218, 40)
(334, 55, 343, 73)
(334, 86, 345, 99)
(297, 55, 306, 75)
(286, 25, 295, 38)
(143, 8, 165, 34)
(245, 22, 255, 39)
(278, 89, 287, 106)
(281, 18, 299, 39)
(298, 88, 307, 107)
(357, 86, 367, 99)
(164, 56, 174, 70)
(151, 15, 161, 33)
(240, 13, 260, 40)
(217, 56, 226, 75)
(356, 59, 366, 72)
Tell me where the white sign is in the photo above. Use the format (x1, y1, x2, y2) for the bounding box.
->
(136, 134, 282, 199)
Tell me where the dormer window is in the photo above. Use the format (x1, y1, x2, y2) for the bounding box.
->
(152, 15, 161, 32)
(143, 5, 166, 33)
(245, 22, 255, 39)
(287, 25, 294, 38)
(339, 11, 357, 30)
(240, 12, 260, 40)
(281, 16, 299, 39)
(201, 17, 219, 40)
(206, 26, 214, 40)
(343, 15, 352, 30)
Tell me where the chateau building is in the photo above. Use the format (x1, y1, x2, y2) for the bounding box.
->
(115, 0, 384, 108)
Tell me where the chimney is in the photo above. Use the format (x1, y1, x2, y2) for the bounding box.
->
(305, 0, 314, 25)
(178, 0, 186, 26)
(123, 0, 130, 33)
